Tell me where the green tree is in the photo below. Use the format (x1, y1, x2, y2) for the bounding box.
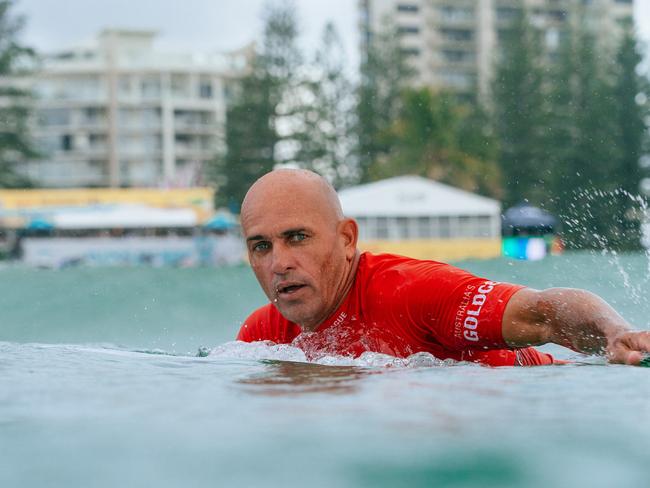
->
(294, 22, 356, 189)
(213, 1, 302, 209)
(606, 20, 649, 251)
(213, 71, 277, 211)
(546, 17, 630, 250)
(0, 0, 36, 187)
(492, 3, 548, 207)
(356, 19, 414, 182)
(381, 88, 501, 196)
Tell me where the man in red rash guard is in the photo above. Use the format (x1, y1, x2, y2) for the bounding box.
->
(237, 169, 650, 367)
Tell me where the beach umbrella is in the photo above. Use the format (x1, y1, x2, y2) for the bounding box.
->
(502, 203, 558, 236)
(26, 218, 54, 231)
(204, 214, 237, 230)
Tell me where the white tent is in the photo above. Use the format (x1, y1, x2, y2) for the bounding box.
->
(52, 205, 197, 230)
(338, 176, 501, 241)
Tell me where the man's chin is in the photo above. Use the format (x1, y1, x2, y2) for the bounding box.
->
(276, 304, 318, 329)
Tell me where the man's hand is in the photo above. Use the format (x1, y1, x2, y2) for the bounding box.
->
(606, 331, 650, 365)
(502, 287, 650, 365)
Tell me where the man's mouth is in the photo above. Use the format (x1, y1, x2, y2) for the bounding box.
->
(275, 283, 306, 297)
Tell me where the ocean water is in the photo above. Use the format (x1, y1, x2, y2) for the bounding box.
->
(2, 252, 650, 488)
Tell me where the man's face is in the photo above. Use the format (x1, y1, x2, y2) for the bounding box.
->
(242, 186, 354, 330)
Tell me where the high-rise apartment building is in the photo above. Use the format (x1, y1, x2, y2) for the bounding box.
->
(359, 0, 635, 100)
(18, 30, 250, 188)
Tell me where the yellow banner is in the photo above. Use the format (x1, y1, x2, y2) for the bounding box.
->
(358, 238, 501, 262)
(0, 188, 215, 221)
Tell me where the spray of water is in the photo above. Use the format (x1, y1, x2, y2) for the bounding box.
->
(208, 340, 460, 368)
(560, 187, 650, 308)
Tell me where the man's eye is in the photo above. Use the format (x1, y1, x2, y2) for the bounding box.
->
(289, 233, 307, 242)
(252, 242, 270, 252)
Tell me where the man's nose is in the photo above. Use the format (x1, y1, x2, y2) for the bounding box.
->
(270, 243, 295, 274)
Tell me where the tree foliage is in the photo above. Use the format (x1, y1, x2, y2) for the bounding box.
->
(546, 15, 648, 250)
(492, 3, 548, 207)
(0, 0, 36, 188)
(380, 88, 501, 197)
(356, 20, 414, 182)
(292, 22, 356, 188)
(213, 2, 357, 207)
(493, 3, 649, 250)
(212, 2, 302, 210)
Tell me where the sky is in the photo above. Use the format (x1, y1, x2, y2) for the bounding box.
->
(14, 0, 650, 75)
(15, 0, 361, 68)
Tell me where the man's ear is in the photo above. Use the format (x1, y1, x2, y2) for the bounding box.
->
(339, 218, 358, 260)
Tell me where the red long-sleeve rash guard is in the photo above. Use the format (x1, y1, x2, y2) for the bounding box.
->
(237, 252, 554, 366)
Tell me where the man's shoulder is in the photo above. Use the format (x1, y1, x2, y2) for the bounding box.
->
(237, 303, 279, 341)
(244, 302, 278, 323)
(237, 303, 298, 343)
(360, 252, 449, 280)
(358, 252, 474, 305)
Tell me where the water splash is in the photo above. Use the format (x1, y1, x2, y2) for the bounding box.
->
(561, 187, 650, 308)
(208, 341, 460, 369)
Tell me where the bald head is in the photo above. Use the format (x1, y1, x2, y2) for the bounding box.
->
(241, 169, 344, 225)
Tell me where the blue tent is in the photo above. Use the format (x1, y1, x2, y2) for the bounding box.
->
(204, 214, 237, 231)
(26, 218, 54, 231)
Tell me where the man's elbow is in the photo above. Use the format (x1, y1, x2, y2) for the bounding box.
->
(502, 287, 558, 348)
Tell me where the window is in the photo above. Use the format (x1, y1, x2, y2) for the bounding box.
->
(439, 6, 474, 22)
(397, 4, 419, 13)
(547, 10, 567, 22)
(141, 76, 161, 99)
(376, 217, 389, 239)
(38, 108, 70, 126)
(398, 25, 420, 35)
(496, 7, 520, 21)
(395, 217, 410, 239)
(118, 76, 132, 97)
(199, 82, 213, 99)
(440, 28, 473, 41)
(171, 74, 190, 98)
(439, 217, 451, 238)
(477, 216, 493, 237)
(142, 108, 161, 127)
(61, 134, 73, 151)
(457, 216, 473, 237)
(88, 159, 106, 168)
(442, 49, 472, 63)
(88, 134, 106, 151)
(400, 47, 421, 57)
(417, 216, 431, 238)
(84, 107, 105, 125)
(36, 135, 60, 153)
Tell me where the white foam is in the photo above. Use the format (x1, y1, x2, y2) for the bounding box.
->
(209, 341, 308, 362)
(208, 341, 457, 368)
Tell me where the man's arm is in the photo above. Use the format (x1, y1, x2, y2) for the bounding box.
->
(502, 288, 650, 365)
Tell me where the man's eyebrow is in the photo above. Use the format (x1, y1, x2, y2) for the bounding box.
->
(246, 228, 309, 243)
(246, 235, 266, 243)
(281, 228, 308, 237)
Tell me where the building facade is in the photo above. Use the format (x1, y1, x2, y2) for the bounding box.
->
(359, 0, 635, 100)
(19, 30, 250, 188)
